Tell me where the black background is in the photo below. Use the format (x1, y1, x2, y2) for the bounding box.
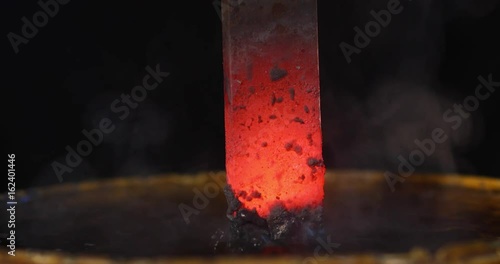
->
(3, 0, 500, 189)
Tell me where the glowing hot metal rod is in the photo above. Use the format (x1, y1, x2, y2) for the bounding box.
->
(222, 0, 325, 245)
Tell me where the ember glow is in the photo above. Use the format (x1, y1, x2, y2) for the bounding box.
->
(223, 0, 324, 218)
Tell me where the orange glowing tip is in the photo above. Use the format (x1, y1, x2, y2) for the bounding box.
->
(222, 0, 325, 219)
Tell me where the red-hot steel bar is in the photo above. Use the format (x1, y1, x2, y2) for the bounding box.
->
(222, 0, 325, 245)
